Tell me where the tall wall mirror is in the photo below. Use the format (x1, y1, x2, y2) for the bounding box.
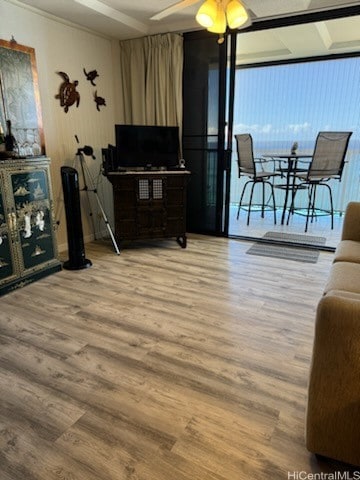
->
(0, 39, 45, 157)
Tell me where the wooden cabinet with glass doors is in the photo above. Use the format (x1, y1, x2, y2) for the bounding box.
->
(0, 157, 61, 296)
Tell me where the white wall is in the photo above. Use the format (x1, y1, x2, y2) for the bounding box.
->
(1, 0, 122, 251)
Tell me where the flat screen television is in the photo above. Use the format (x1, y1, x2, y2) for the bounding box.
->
(115, 124, 180, 170)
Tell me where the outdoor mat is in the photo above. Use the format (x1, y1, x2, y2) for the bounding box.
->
(262, 231, 327, 246)
(246, 231, 326, 264)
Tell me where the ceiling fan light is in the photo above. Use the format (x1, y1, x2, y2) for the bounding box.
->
(195, 0, 217, 28)
(207, 3, 227, 34)
(226, 0, 249, 29)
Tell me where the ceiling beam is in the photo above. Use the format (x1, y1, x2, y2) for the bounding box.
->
(73, 0, 149, 33)
(150, 0, 201, 21)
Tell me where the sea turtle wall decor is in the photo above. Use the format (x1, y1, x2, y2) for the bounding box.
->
(83, 68, 99, 86)
(94, 91, 106, 111)
(55, 71, 80, 113)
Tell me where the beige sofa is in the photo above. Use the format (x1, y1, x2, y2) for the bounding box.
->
(306, 201, 360, 466)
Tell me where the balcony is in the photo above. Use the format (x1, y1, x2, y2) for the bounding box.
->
(228, 139, 360, 248)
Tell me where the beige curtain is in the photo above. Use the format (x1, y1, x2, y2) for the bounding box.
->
(118, 33, 183, 131)
(118, 37, 147, 124)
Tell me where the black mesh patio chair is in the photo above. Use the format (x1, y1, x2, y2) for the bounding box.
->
(287, 131, 352, 232)
(235, 133, 277, 225)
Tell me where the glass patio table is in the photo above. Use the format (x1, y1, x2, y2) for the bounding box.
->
(263, 153, 313, 224)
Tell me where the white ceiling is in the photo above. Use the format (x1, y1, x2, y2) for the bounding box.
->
(7, 0, 360, 64)
(9, 0, 360, 41)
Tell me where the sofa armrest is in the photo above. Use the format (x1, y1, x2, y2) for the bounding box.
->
(341, 202, 360, 241)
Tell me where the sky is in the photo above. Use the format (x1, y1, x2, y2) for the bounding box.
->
(233, 56, 360, 144)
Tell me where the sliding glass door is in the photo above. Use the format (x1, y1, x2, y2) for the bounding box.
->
(183, 10, 360, 245)
(183, 31, 233, 235)
(229, 16, 360, 248)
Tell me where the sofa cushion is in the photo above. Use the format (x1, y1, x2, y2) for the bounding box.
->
(334, 240, 360, 264)
(324, 261, 360, 295)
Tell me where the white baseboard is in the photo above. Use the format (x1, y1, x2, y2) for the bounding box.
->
(57, 228, 109, 253)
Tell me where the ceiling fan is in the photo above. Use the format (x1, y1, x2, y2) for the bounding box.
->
(150, 0, 251, 36)
(150, 0, 202, 21)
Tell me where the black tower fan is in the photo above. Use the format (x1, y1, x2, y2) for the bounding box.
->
(61, 166, 92, 270)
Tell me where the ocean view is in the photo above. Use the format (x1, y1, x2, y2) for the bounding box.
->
(228, 138, 360, 159)
(248, 139, 360, 160)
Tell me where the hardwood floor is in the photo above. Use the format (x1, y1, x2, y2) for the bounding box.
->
(0, 234, 349, 479)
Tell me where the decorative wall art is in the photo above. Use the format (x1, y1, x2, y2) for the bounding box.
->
(55, 67, 106, 113)
(55, 71, 80, 113)
(0, 38, 45, 156)
(83, 68, 99, 86)
(94, 91, 106, 111)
